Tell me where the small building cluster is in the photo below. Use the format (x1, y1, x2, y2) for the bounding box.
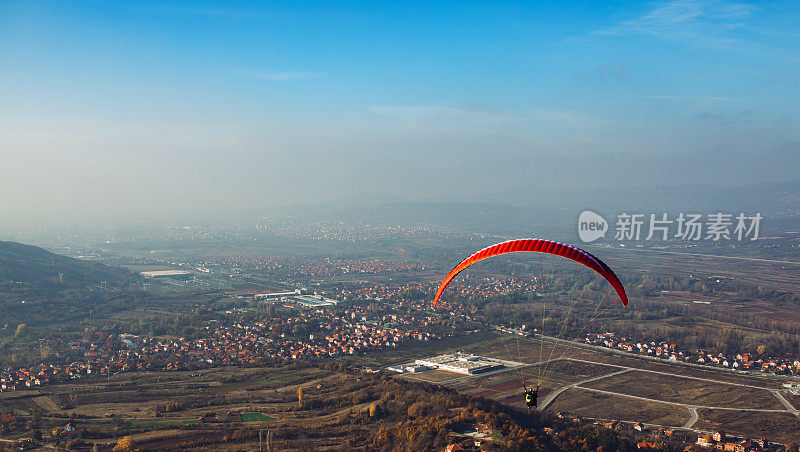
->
(585, 333, 800, 377)
(192, 254, 431, 278)
(1, 305, 438, 393)
(696, 431, 778, 451)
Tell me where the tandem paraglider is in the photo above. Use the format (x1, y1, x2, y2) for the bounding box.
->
(432, 238, 629, 410)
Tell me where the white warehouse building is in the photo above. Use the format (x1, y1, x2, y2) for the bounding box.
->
(415, 353, 504, 375)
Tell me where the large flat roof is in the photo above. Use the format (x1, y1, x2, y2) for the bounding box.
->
(141, 270, 190, 277)
(415, 353, 504, 375)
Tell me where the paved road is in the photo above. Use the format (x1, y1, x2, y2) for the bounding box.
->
(458, 368, 629, 407)
(539, 369, 630, 410)
(564, 356, 775, 390)
(683, 406, 699, 428)
(534, 333, 787, 389)
(577, 386, 792, 412)
(461, 352, 799, 425)
(592, 245, 800, 267)
(771, 389, 799, 415)
(588, 415, 712, 435)
(402, 332, 799, 434)
(560, 356, 800, 416)
(530, 334, 800, 416)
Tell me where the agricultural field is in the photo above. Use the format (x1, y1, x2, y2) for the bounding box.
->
(583, 370, 783, 410)
(0, 364, 382, 450)
(401, 369, 463, 384)
(6, 320, 793, 449)
(548, 388, 689, 427)
(6, 359, 620, 451)
(391, 335, 800, 444)
(593, 246, 800, 295)
(694, 409, 800, 445)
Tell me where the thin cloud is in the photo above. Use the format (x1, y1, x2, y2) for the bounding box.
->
(693, 109, 755, 125)
(589, 0, 798, 62)
(754, 81, 790, 98)
(597, 0, 763, 54)
(600, 0, 753, 39)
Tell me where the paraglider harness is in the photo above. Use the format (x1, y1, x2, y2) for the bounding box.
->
(523, 381, 539, 409)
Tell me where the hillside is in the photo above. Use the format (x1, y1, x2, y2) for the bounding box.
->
(0, 362, 678, 451)
(0, 240, 139, 292)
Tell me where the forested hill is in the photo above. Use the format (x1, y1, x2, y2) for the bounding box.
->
(0, 240, 138, 292)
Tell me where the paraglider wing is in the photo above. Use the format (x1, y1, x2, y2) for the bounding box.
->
(432, 239, 628, 307)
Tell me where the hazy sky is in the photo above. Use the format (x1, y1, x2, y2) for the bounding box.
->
(1, 0, 798, 225)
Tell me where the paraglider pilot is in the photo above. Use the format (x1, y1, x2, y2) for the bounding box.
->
(523, 381, 539, 409)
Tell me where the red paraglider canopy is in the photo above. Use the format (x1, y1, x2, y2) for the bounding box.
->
(432, 238, 628, 307)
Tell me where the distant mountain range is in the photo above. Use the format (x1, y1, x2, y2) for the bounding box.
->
(251, 180, 800, 236)
(0, 240, 138, 292)
(466, 179, 800, 213)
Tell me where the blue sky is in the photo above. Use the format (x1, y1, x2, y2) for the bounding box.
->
(1, 0, 798, 224)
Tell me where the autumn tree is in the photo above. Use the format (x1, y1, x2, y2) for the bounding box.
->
(407, 401, 431, 419)
(369, 402, 382, 419)
(112, 436, 138, 452)
(15, 323, 29, 338)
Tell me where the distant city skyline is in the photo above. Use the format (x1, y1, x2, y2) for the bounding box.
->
(1, 1, 798, 226)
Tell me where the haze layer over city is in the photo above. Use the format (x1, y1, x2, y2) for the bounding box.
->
(1, 0, 799, 228)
